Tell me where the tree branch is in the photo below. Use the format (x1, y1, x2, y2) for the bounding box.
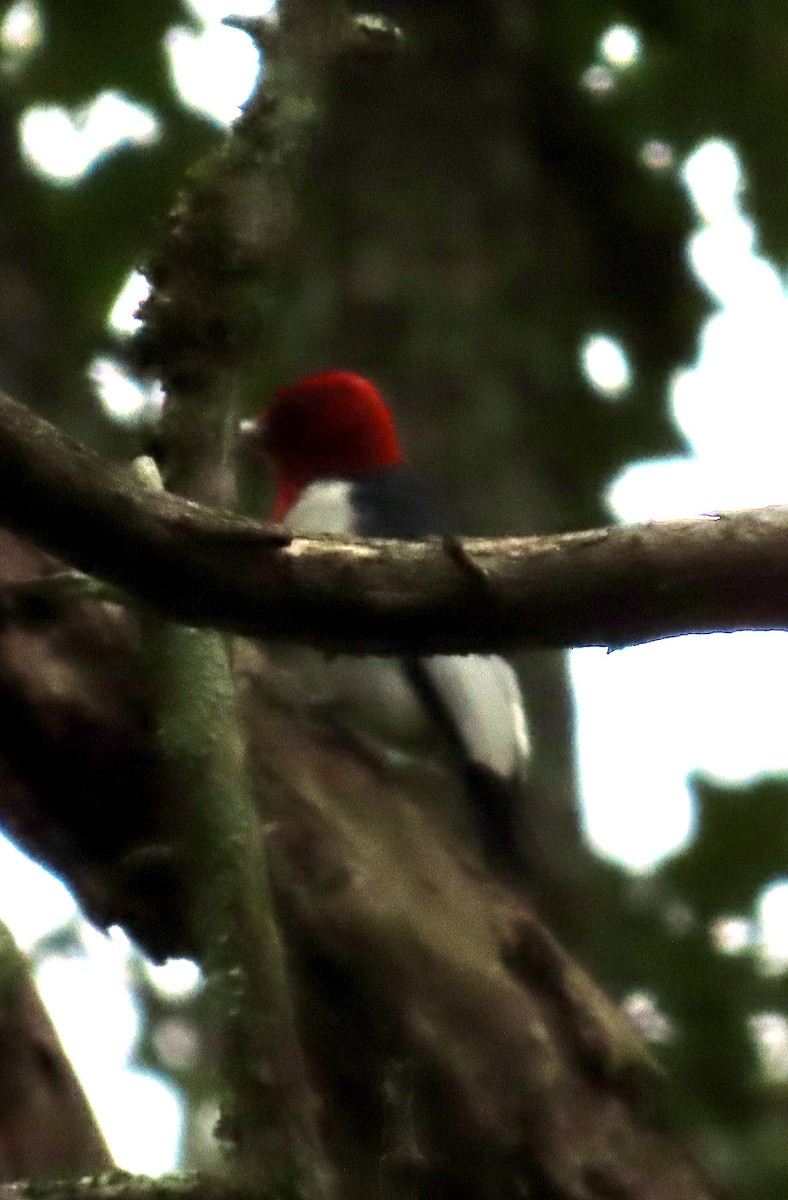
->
(0, 387, 785, 652)
(0, 1174, 261, 1200)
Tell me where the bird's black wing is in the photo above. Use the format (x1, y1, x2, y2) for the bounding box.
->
(349, 465, 450, 538)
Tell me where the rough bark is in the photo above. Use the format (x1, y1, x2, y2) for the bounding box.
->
(0, 528, 717, 1199)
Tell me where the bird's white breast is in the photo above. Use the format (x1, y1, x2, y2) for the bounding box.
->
(286, 480, 356, 535)
(274, 479, 432, 742)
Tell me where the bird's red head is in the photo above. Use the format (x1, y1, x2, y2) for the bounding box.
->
(250, 370, 406, 519)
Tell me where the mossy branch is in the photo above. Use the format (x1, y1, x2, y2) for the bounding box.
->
(109, 0, 411, 1184)
(132, 460, 330, 1197)
(131, 0, 361, 504)
(126, 0, 361, 1188)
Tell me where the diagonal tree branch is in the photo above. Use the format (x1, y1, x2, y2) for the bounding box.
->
(0, 920, 113, 1180)
(0, 386, 785, 652)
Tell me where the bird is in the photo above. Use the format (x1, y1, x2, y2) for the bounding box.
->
(239, 370, 530, 874)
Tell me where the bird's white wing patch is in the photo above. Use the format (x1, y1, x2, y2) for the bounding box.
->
(419, 655, 530, 778)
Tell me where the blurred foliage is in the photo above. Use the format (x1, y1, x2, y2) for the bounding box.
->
(20, 1, 185, 105)
(579, 777, 788, 1199)
(0, 0, 215, 442)
(586, 0, 788, 267)
(4, 0, 788, 1196)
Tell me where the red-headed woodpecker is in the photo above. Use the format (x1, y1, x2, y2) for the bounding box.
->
(240, 370, 530, 873)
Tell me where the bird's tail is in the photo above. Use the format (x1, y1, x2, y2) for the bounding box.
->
(462, 761, 530, 880)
